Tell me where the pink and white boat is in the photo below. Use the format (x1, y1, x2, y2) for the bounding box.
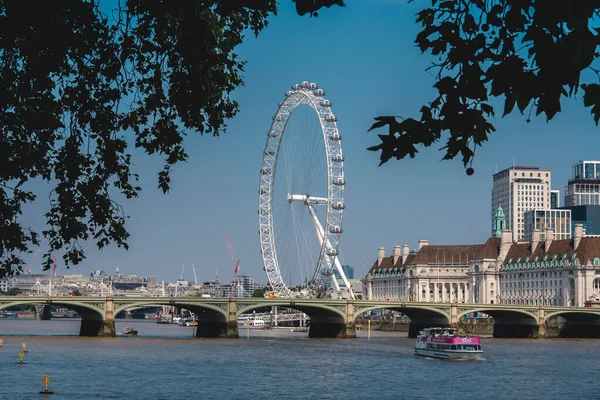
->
(414, 327, 483, 360)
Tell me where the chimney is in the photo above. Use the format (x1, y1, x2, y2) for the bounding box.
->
(402, 244, 410, 264)
(418, 239, 429, 251)
(531, 229, 541, 253)
(574, 224, 584, 250)
(499, 230, 513, 262)
(544, 228, 554, 252)
(377, 247, 385, 266)
(393, 245, 401, 265)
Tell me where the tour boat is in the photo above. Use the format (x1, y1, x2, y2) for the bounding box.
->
(414, 327, 483, 360)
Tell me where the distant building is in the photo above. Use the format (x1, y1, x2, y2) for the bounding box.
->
(0, 279, 8, 292)
(342, 265, 354, 279)
(551, 190, 561, 209)
(236, 274, 257, 297)
(492, 166, 552, 242)
(147, 276, 157, 288)
(523, 209, 572, 241)
(560, 205, 600, 236)
(564, 160, 600, 206)
(90, 270, 106, 279)
(334, 265, 354, 280)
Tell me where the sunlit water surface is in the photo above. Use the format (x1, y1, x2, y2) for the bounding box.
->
(0, 319, 598, 399)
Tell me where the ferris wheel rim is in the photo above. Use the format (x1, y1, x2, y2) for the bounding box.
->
(258, 81, 345, 298)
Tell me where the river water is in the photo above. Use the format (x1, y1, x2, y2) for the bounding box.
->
(0, 318, 598, 400)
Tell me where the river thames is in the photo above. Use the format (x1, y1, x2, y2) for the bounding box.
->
(0, 319, 598, 399)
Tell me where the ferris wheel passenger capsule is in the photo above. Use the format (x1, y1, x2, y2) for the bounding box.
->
(285, 90, 294, 97)
(268, 131, 280, 137)
(301, 81, 309, 88)
(292, 84, 301, 90)
(314, 89, 325, 96)
(324, 115, 337, 122)
(309, 83, 318, 89)
(332, 177, 345, 186)
(330, 154, 344, 162)
(328, 132, 341, 141)
(261, 167, 272, 175)
(331, 202, 345, 210)
(329, 225, 343, 234)
(264, 149, 275, 156)
(320, 99, 331, 107)
(325, 248, 339, 256)
(273, 115, 282, 121)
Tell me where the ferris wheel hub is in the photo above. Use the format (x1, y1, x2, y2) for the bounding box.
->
(287, 193, 328, 205)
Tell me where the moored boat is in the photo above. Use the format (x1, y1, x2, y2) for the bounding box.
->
(414, 327, 483, 360)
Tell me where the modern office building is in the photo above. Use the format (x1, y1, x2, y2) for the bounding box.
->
(551, 190, 560, 208)
(559, 205, 600, 236)
(523, 209, 571, 241)
(334, 265, 354, 280)
(237, 274, 257, 297)
(564, 160, 600, 206)
(492, 166, 552, 242)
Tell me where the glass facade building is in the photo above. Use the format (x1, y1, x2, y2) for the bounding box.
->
(564, 161, 600, 206)
(551, 190, 560, 209)
(560, 205, 600, 236)
(523, 209, 572, 241)
(334, 265, 354, 280)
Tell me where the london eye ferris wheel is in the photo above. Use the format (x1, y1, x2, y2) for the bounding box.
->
(258, 81, 354, 299)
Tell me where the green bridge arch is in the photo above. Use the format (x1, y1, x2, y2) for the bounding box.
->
(354, 304, 451, 323)
(112, 300, 228, 320)
(0, 299, 104, 317)
(457, 307, 539, 322)
(236, 301, 346, 320)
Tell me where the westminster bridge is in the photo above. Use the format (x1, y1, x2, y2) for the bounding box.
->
(2, 296, 600, 339)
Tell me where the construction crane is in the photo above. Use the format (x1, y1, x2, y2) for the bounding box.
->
(192, 263, 198, 285)
(222, 231, 242, 297)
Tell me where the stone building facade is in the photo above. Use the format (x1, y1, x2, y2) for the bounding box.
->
(363, 224, 600, 307)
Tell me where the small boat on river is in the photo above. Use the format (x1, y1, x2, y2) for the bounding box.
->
(123, 327, 138, 336)
(414, 327, 483, 360)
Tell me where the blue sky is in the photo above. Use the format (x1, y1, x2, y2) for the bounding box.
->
(24, 1, 600, 283)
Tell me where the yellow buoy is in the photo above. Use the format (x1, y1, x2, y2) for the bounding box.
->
(0, 338, 3, 347)
(40, 375, 54, 394)
(21, 342, 28, 353)
(17, 350, 26, 365)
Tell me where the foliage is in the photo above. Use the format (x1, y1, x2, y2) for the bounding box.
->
(368, 0, 600, 173)
(0, 0, 281, 278)
(293, 0, 345, 17)
(4, 287, 22, 296)
(72, 289, 82, 296)
(252, 286, 270, 297)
